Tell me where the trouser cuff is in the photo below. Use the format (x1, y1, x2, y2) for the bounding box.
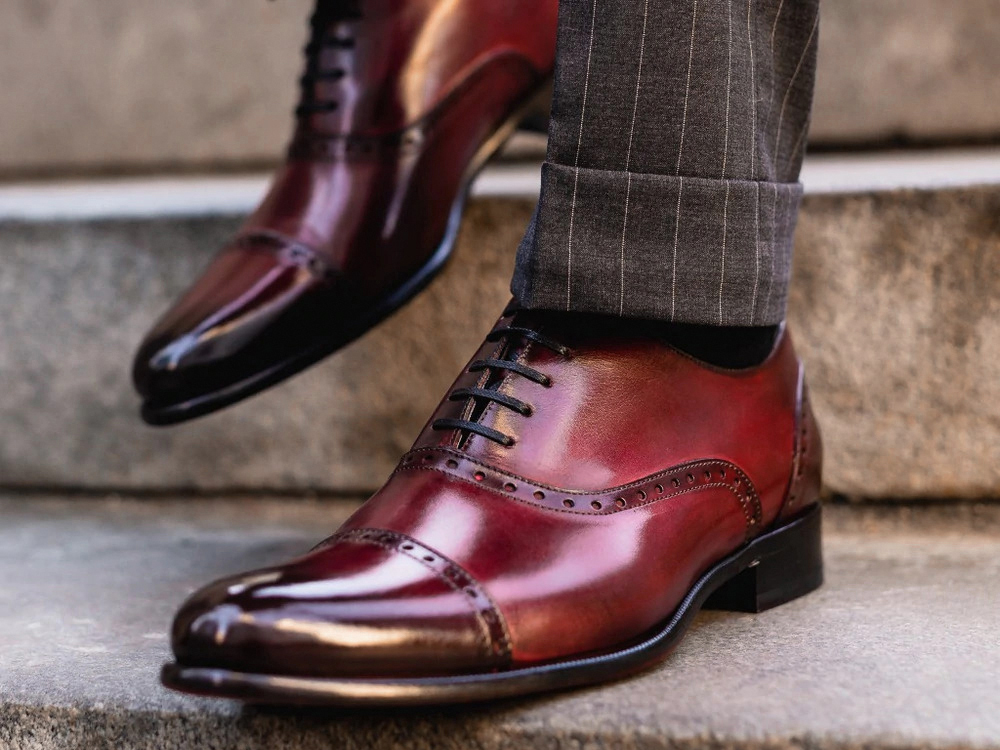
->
(512, 162, 803, 326)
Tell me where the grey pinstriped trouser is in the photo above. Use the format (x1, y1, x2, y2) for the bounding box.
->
(512, 0, 821, 326)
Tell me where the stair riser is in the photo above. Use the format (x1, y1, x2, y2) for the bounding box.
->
(1, 188, 999, 498)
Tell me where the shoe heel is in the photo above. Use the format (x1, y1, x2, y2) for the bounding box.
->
(705, 506, 823, 614)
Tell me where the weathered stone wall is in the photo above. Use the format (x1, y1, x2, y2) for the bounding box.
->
(2, 0, 998, 176)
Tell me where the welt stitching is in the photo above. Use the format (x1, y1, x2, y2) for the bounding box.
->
(326, 528, 510, 660)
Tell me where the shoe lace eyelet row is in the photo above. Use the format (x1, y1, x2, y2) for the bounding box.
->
(295, 4, 363, 122)
(431, 323, 569, 448)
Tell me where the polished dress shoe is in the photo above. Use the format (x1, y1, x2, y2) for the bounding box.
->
(162, 307, 823, 705)
(132, 1, 558, 425)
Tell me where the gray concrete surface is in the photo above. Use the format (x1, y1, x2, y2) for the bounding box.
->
(0, 496, 997, 749)
(3, 180, 1000, 498)
(810, 0, 1000, 145)
(2, 0, 1000, 177)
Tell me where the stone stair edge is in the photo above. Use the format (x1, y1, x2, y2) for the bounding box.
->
(0, 147, 999, 223)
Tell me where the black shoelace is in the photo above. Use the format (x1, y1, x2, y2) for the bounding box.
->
(432, 325, 570, 447)
(295, 2, 362, 120)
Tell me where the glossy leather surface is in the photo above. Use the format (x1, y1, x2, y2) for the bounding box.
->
(172, 308, 823, 677)
(133, 0, 558, 415)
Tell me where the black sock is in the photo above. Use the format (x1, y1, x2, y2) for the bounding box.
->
(510, 302, 780, 369)
(658, 323, 780, 368)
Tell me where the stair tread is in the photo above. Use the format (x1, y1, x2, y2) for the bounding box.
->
(1, 497, 997, 749)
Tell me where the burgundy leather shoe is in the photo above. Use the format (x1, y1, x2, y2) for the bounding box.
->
(132, 0, 557, 425)
(162, 307, 823, 705)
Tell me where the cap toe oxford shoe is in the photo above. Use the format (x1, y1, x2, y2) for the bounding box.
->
(133, 0, 558, 425)
(163, 307, 824, 706)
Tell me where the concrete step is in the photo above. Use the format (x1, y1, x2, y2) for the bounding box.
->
(2, 151, 1000, 499)
(2, 0, 999, 177)
(0, 496, 997, 749)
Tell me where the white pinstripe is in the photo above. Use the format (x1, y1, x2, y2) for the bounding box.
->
(672, 0, 699, 321)
(770, 0, 786, 50)
(675, 0, 700, 176)
(750, 181, 760, 323)
(718, 0, 734, 324)
(770, 187, 791, 321)
(670, 177, 684, 321)
(721, 0, 733, 181)
(774, 11, 819, 175)
(720, 182, 730, 324)
(765, 0, 786, 130)
(747, 0, 758, 179)
(788, 109, 812, 172)
(618, 0, 651, 316)
(565, 0, 599, 311)
(748, 0, 760, 323)
(619, 177, 633, 316)
(761, 183, 777, 321)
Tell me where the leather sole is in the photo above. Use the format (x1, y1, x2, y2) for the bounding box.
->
(140, 78, 553, 426)
(161, 504, 823, 706)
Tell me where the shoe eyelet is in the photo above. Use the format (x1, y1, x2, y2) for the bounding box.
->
(655, 484, 664, 494)
(473, 471, 486, 482)
(533, 491, 545, 501)
(563, 499, 575, 508)
(446, 459, 459, 469)
(504, 482, 517, 493)
(591, 500, 602, 510)
(637, 490, 647, 501)
(615, 497, 627, 509)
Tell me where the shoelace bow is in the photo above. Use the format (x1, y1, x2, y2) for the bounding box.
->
(295, 1, 363, 120)
(432, 325, 570, 447)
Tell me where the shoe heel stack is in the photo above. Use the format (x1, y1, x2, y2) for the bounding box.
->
(705, 506, 823, 614)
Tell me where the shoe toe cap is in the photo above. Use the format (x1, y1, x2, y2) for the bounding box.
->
(171, 531, 509, 679)
(132, 241, 331, 409)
